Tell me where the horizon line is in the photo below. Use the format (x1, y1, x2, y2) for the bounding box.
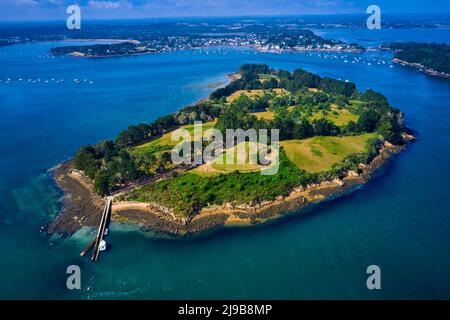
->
(1, 12, 449, 23)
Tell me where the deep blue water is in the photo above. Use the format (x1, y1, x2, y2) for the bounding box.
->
(0, 28, 450, 299)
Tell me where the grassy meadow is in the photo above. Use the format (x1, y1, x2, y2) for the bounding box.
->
(281, 134, 375, 173)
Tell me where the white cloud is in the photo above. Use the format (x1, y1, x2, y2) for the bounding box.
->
(15, 0, 39, 5)
(87, 0, 133, 10)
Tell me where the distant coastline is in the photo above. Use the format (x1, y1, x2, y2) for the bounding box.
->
(386, 42, 450, 79)
(49, 28, 364, 59)
(392, 58, 450, 79)
(53, 42, 365, 59)
(62, 38, 140, 44)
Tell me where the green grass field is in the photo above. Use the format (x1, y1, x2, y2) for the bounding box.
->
(307, 104, 358, 126)
(132, 121, 215, 156)
(193, 142, 268, 177)
(258, 74, 280, 83)
(281, 134, 375, 173)
(123, 151, 312, 217)
(226, 89, 288, 103)
(251, 110, 275, 120)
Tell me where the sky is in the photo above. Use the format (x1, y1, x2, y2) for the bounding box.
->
(1, 0, 450, 21)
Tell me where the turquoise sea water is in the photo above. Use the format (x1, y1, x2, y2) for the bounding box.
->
(0, 29, 450, 299)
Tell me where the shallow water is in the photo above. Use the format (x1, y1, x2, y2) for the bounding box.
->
(0, 28, 450, 299)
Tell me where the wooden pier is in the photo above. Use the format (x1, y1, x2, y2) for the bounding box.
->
(91, 198, 112, 262)
(79, 197, 112, 261)
(79, 238, 95, 257)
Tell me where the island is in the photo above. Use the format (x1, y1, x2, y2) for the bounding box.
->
(49, 30, 363, 58)
(385, 42, 450, 78)
(49, 64, 415, 236)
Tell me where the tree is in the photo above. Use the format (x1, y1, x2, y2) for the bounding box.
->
(94, 170, 111, 196)
(115, 125, 145, 147)
(292, 68, 321, 89)
(319, 77, 356, 97)
(73, 146, 99, 179)
(215, 104, 258, 134)
(262, 77, 278, 89)
(334, 95, 347, 108)
(312, 118, 340, 136)
(345, 120, 360, 134)
(253, 95, 270, 111)
(232, 94, 254, 111)
(377, 116, 402, 144)
(357, 109, 380, 133)
(293, 118, 313, 139)
(115, 150, 139, 181)
(361, 89, 388, 107)
(94, 140, 117, 161)
(239, 64, 270, 82)
(272, 105, 293, 140)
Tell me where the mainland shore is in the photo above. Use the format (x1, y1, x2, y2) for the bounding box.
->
(392, 58, 450, 79)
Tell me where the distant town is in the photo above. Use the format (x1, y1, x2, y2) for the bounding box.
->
(49, 30, 364, 58)
(1, 15, 449, 48)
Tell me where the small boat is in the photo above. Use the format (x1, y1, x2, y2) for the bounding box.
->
(104, 228, 109, 236)
(99, 240, 107, 252)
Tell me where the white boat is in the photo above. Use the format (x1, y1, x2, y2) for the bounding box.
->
(99, 240, 107, 252)
(104, 228, 109, 236)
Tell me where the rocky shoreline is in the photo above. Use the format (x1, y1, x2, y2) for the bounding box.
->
(49, 137, 413, 237)
(392, 58, 450, 79)
(48, 161, 104, 234)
